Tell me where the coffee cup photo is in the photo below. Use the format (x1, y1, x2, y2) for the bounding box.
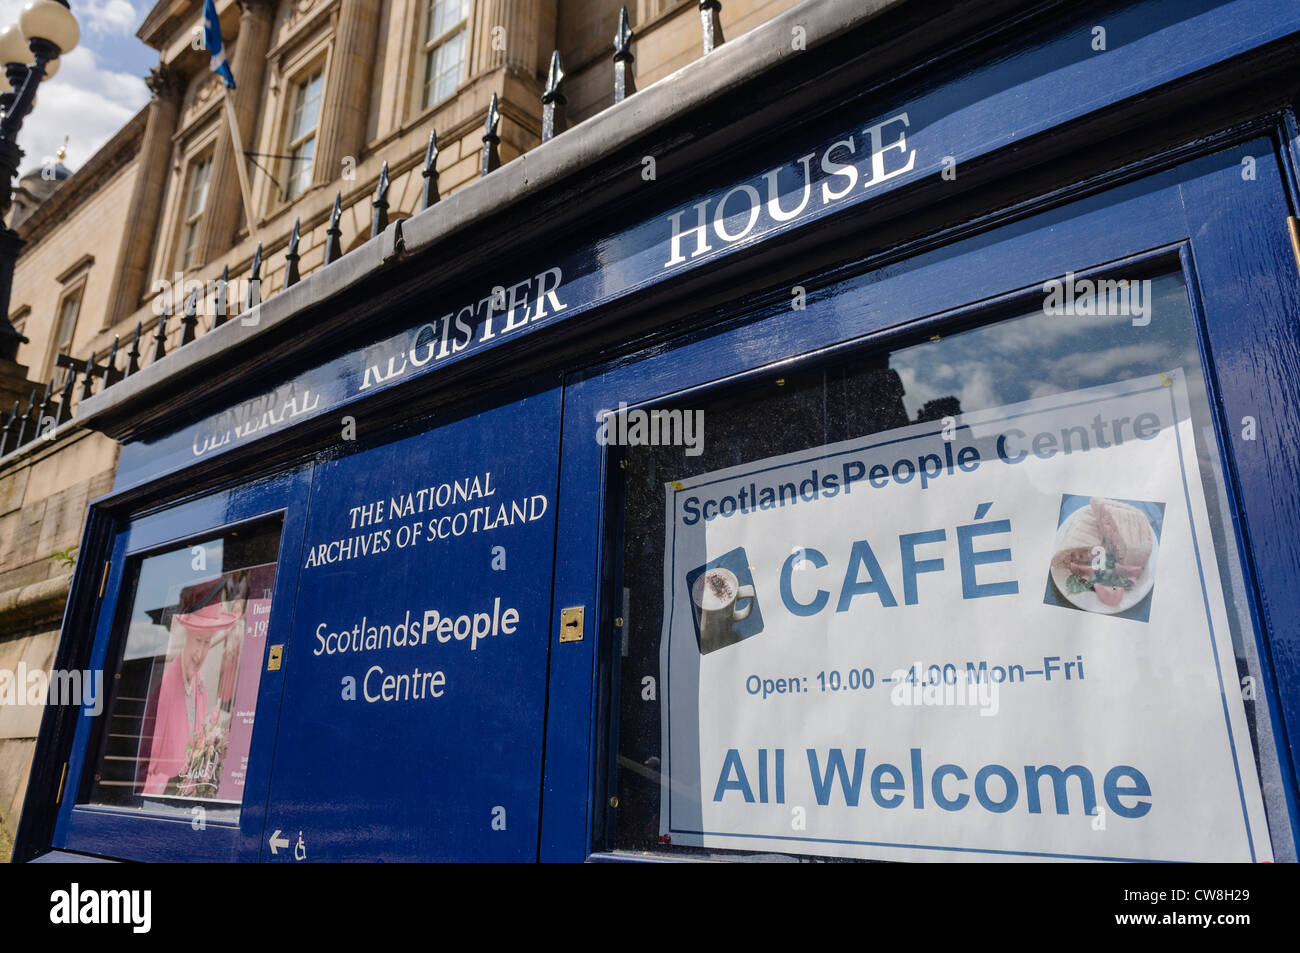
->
(691, 566, 756, 654)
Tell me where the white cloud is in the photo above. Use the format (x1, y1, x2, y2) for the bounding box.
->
(1044, 342, 1170, 380)
(895, 365, 939, 420)
(21, 45, 148, 171)
(0, 1, 151, 170)
(0, 0, 141, 36)
(79, 0, 140, 36)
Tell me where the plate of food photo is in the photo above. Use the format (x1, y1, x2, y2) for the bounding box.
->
(1050, 497, 1159, 615)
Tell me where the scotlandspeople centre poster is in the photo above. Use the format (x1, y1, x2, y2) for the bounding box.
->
(659, 370, 1270, 862)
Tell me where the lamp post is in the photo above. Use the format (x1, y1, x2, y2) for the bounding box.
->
(0, 0, 79, 361)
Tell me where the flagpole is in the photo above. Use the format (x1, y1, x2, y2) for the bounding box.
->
(222, 86, 257, 243)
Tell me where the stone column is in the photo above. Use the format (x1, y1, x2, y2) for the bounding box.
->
(313, 0, 381, 185)
(195, 0, 274, 265)
(103, 64, 183, 327)
(469, 0, 553, 78)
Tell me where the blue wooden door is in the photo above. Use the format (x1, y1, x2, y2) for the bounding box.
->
(540, 139, 1300, 861)
(257, 381, 563, 861)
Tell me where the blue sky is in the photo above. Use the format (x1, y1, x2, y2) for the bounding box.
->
(0, 0, 157, 173)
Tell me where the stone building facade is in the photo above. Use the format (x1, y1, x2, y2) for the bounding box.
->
(0, 0, 799, 857)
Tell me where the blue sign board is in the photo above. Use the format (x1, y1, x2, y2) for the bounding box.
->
(111, 0, 1300, 492)
(258, 386, 561, 860)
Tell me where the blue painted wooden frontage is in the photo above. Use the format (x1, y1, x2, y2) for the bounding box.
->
(16, 0, 1300, 862)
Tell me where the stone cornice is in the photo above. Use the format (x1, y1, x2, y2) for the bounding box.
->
(138, 0, 198, 51)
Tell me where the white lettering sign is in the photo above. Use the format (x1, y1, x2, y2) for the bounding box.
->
(664, 112, 916, 267)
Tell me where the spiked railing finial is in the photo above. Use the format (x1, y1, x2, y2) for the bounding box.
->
(542, 50, 567, 142)
(152, 308, 169, 364)
(372, 162, 390, 237)
(422, 130, 440, 209)
(56, 361, 77, 424)
(127, 322, 142, 375)
(79, 352, 98, 401)
(481, 93, 501, 176)
(104, 335, 123, 385)
(324, 192, 343, 264)
(285, 218, 302, 289)
(214, 265, 230, 328)
(614, 7, 636, 103)
(0, 402, 16, 456)
(0, 401, 18, 456)
(180, 290, 200, 346)
(37, 379, 54, 436)
(699, 1, 724, 54)
(0, 401, 19, 456)
(245, 243, 263, 313)
(15, 389, 36, 446)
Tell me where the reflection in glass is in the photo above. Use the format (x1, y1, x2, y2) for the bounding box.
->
(85, 519, 281, 821)
(611, 269, 1293, 860)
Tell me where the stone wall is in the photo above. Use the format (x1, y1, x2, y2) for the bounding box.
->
(0, 429, 118, 859)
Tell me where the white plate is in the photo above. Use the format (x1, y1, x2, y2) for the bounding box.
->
(1050, 502, 1159, 615)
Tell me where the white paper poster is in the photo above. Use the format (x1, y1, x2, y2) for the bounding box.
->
(659, 369, 1270, 862)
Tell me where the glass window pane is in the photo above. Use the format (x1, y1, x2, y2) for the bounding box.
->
(289, 71, 323, 143)
(438, 31, 465, 100)
(610, 268, 1293, 862)
(285, 70, 322, 198)
(426, 0, 468, 43)
(181, 221, 201, 270)
(301, 73, 323, 132)
(423, 50, 437, 106)
(185, 156, 211, 220)
(55, 295, 79, 352)
(424, 29, 465, 107)
(47, 293, 80, 382)
(83, 518, 283, 823)
(287, 136, 315, 199)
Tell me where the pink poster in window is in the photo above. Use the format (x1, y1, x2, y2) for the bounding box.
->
(216, 563, 276, 802)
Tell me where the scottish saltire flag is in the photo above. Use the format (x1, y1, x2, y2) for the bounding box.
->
(203, 0, 236, 89)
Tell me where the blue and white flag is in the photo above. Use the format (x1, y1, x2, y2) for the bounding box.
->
(203, 0, 236, 89)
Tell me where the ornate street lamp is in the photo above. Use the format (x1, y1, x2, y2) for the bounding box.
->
(0, 0, 79, 360)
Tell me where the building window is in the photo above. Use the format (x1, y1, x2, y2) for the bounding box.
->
(83, 517, 284, 820)
(178, 154, 213, 271)
(606, 270, 1275, 861)
(45, 287, 82, 384)
(284, 68, 324, 200)
(421, 0, 469, 109)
